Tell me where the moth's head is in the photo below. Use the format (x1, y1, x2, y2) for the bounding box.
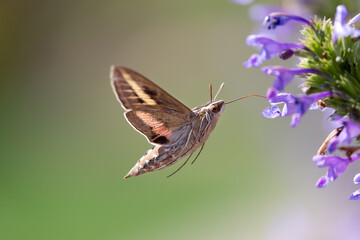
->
(207, 100, 225, 115)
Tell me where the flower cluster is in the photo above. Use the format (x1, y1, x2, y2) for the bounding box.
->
(245, 5, 360, 199)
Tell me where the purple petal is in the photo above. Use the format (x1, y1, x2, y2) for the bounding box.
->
(263, 12, 291, 29)
(244, 54, 262, 68)
(261, 66, 319, 91)
(267, 92, 295, 106)
(338, 120, 360, 144)
(313, 153, 360, 183)
(331, 114, 343, 122)
(266, 87, 278, 99)
(290, 113, 301, 128)
(244, 35, 304, 68)
(262, 66, 293, 91)
(326, 165, 338, 182)
(262, 105, 281, 118)
(327, 138, 339, 153)
(316, 176, 329, 188)
(326, 116, 360, 153)
(354, 173, 360, 185)
(333, 5, 351, 39)
(313, 155, 346, 180)
(348, 13, 360, 25)
(349, 190, 360, 200)
(312, 155, 326, 167)
(305, 91, 333, 101)
(263, 12, 311, 30)
(335, 5, 348, 24)
(332, 5, 360, 42)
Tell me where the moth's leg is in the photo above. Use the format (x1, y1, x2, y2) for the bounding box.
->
(191, 143, 205, 165)
(166, 152, 194, 178)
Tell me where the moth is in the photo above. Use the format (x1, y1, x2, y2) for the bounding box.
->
(110, 66, 263, 179)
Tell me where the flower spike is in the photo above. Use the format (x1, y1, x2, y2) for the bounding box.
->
(244, 4, 360, 199)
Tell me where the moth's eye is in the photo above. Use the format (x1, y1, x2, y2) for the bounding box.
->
(210, 105, 220, 113)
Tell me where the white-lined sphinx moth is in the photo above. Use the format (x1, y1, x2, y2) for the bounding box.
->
(110, 66, 226, 179)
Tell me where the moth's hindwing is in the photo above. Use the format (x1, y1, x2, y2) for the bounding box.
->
(125, 109, 190, 145)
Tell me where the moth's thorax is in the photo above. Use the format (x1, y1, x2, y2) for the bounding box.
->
(189, 100, 223, 150)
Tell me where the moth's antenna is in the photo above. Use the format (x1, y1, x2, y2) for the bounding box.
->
(225, 94, 266, 104)
(214, 83, 225, 101)
(209, 84, 213, 103)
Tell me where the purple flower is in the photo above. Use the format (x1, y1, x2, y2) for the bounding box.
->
(327, 115, 360, 153)
(248, 5, 311, 42)
(313, 153, 360, 188)
(244, 35, 305, 68)
(261, 66, 319, 91)
(266, 89, 332, 127)
(266, 87, 278, 99)
(263, 12, 311, 30)
(349, 173, 360, 200)
(332, 5, 360, 43)
(262, 105, 281, 118)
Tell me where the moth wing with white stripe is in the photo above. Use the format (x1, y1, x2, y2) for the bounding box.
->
(110, 66, 193, 145)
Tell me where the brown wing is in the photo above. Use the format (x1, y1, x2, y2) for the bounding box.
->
(110, 66, 192, 113)
(110, 66, 193, 145)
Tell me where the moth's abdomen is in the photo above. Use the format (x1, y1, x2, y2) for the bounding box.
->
(123, 145, 176, 179)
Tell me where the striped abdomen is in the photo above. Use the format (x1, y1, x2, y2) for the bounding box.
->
(123, 145, 179, 178)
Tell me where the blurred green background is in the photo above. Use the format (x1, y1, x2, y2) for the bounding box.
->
(1, 0, 360, 239)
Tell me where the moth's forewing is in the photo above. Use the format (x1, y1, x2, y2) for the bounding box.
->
(110, 66, 193, 145)
(110, 66, 192, 113)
